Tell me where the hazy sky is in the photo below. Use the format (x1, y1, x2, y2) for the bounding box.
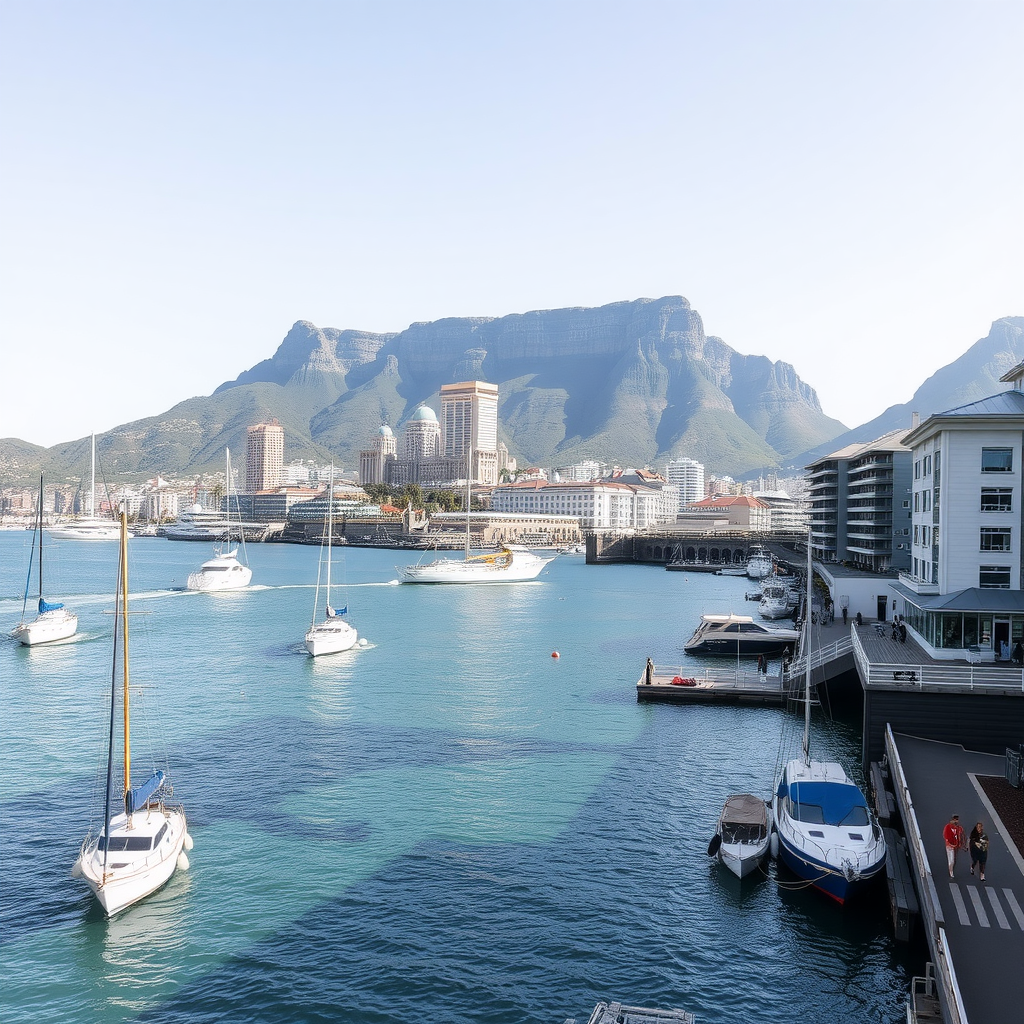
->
(2, 1, 1021, 448)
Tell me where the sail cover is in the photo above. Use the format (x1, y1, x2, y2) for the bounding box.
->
(38, 598, 64, 613)
(327, 605, 347, 617)
(125, 770, 166, 814)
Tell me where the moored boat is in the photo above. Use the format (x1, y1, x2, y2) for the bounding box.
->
(46, 434, 120, 541)
(683, 613, 799, 657)
(72, 510, 191, 915)
(746, 546, 773, 579)
(400, 545, 554, 583)
(759, 578, 797, 619)
(708, 793, 771, 879)
(187, 449, 252, 592)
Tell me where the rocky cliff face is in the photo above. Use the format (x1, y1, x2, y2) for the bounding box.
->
(212, 295, 845, 476)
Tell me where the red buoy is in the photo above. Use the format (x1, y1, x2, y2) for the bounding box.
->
(551, 651, 560, 659)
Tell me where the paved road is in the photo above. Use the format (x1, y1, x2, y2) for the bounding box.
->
(894, 733, 1024, 1023)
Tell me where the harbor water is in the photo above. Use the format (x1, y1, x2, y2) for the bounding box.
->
(0, 534, 918, 1023)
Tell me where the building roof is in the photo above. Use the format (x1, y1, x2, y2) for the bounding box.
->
(809, 427, 912, 467)
(891, 582, 1024, 613)
(408, 405, 438, 423)
(686, 494, 769, 510)
(378, 424, 394, 437)
(903, 389, 1024, 447)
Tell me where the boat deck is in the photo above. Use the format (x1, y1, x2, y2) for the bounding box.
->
(637, 665, 786, 705)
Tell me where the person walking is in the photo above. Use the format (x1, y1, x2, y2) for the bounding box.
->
(943, 814, 966, 878)
(969, 821, 989, 881)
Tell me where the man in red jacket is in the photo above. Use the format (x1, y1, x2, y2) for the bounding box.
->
(943, 813, 966, 877)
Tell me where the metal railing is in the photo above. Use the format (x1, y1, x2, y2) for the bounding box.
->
(851, 626, 1024, 692)
(648, 664, 783, 690)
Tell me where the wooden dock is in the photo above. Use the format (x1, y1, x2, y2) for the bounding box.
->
(637, 665, 788, 705)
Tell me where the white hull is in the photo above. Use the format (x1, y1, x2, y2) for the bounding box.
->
(305, 618, 358, 656)
(76, 806, 189, 916)
(47, 519, 121, 542)
(187, 551, 252, 591)
(746, 555, 772, 579)
(13, 608, 79, 646)
(719, 838, 770, 879)
(713, 793, 771, 880)
(400, 548, 554, 584)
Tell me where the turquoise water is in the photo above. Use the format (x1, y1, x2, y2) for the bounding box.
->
(0, 534, 917, 1022)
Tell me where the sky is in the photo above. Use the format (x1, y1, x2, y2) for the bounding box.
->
(2, 1, 1022, 448)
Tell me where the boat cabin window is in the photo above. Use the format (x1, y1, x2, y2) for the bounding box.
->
(839, 806, 869, 826)
(154, 823, 168, 847)
(99, 834, 153, 852)
(788, 797, 825, 824)
(722, 624, 740, 632)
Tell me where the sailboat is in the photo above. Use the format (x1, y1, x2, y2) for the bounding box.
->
(47, 433, 121, 541)
(11, 475, 79, 646)
(186, 448, 252, 592)
(772, 536, 886, 903)
(399, 451, 554, 584)
(305, 467, 358, 656)
(72, 509, 191, 915)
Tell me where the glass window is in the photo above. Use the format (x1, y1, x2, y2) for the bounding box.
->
(982, 448, 1013, 472)
(980, 565, 1011, 589)
(981, 528, 1012, 551)
(981, 488, 1013, 512)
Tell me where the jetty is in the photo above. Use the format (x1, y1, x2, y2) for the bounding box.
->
(637, 664, 790, 705)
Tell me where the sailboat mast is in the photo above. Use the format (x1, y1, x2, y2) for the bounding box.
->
(37, 475, 43, 601)
(465, 449, 472, 559)
(120, 509, 131, 805)
(325, 465, 333, 607)
(803, 530, 812, 764)
(90, 433, 96, 518)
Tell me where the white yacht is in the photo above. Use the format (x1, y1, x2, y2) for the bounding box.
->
(47, 433, 120, 541)
(745, 546, 773, 579)
(400, 545, 554, 584)
(305, 468, 358, 656)
(759, 578, 797, 619)
(683, 613, 799, 657)
(187, 449, 252, 592)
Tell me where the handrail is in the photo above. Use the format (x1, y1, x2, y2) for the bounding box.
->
(850, 626, 1024, 693)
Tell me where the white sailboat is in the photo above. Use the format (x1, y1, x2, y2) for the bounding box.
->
(771, 536, 886, 903)
(73, 510, 192, 916)
(187, 449, 252, 592)
(11, 475, 78, 646)
(400, 452, 554, 584)
(305, 467, 358, 656)
(47, 433, 120, 541)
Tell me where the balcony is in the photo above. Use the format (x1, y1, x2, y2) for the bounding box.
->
(898, 571, 939, 595)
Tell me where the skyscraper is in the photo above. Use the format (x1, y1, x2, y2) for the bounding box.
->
(665, 457, 706, 511)
(246, 420, 285, 492)
(440, 381, 499, 484)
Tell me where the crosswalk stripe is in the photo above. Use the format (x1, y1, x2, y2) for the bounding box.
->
(950, 883, 971, 925)
(1003, 890, 1024, 930)
(987, 888, 1011, 929)
(968, 886, 990, 927)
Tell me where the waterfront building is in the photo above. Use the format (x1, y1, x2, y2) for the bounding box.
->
(555, 459, 607, 482)
(401, 405, 441, 459)
(678, 493, 772, 532)
(359, 425, 398, 486)
(805, 428, 912, 571)
(246, 420, 285, 492)
(754, 490, 810, 534)
(490, 478, 676, 529)
(665, 457, 705, 510)
(892, 365, 1024, 660)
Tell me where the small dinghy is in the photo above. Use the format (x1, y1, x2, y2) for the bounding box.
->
(707, 793, 771, 879)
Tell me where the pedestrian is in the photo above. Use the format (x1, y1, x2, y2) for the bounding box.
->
(899, 621, 907, 643)
(756, 653, 766, 674)
(645, 657, 654, 686)
(1014, 640, 1024, 666)
(842, 606, 848, 626)
(943, 814, 966, 878)
(969, 821, 989, 881)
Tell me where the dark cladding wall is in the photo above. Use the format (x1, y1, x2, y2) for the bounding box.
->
(861, 688, 1024, 770)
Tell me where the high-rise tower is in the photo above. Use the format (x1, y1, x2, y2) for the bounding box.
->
(246, 420, 285, 492)
(440, 381, 499, 484)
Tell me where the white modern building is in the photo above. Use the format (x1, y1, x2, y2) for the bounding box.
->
(491, 479, 677, 529)
(665, 457, 705, 510)
(892, 364, 1024, 660)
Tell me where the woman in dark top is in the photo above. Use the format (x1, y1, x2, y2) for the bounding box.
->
(969, 822, 989, 881)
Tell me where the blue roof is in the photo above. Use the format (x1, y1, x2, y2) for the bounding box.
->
(788, 781, 867, 826)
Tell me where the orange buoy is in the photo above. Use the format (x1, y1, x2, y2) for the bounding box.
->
(551, 651, 560, 659)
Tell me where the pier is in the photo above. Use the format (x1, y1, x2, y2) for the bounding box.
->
(637, 664, 790, 705)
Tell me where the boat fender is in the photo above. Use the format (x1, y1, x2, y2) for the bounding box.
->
(177, 852, 191, 871)
(707, 834, 722, 857)
(769, 832, 779, 860)
(70, 858, 83, 878)
(184, 832, 194, 852)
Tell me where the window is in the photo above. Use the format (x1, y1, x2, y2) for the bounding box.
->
(924, 455, 931, 475)
(981, 528, 1011, 551)
(914, 492, 920, 512)
(914, 461, 921, 480)
(979, 565, 1011, 589)
(982, 448, 1013, 472)
(981, 488, 1013, 512)
(902, 499, 910, 509)
(923, 491, 931, 512)
(913, 525, 919, 544)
